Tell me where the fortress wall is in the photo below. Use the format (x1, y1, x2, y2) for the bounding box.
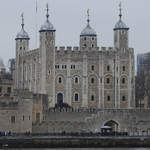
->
(33, 109, 150, 133)
(0, 99, 32, 133)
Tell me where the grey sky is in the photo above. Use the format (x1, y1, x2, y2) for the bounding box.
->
(0, 0, 150, 68)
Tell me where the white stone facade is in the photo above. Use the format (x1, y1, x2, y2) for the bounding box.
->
(14, 7, 135, 109)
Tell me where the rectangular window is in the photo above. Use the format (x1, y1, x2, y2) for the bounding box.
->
(107, 96, 110, 101)
(91, 65, 94, 71)
(11, 116, 15, 124)
(107, 65, 110, 71)
(71, 65, 75, 69)
(23, 115, 25, 121)
(7, 87, 11, 93)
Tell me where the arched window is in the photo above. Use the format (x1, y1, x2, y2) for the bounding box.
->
(107, 65, 110, 71)
(91, 78, 94, 84)
(122, 78, 125, 84)
(75, 93, 79, 101)
(123, 66, 126, 71)
(58, 77, 62, 83)
(106, 78, 110, 84)
(91, 95, 94, 101)
(84, 37, 86, 40)
(84, 44, 87, 47)
(122, 96, 126, 101)
(91, 65, 94, 71)
(107, 96, 110, 101)
(92, 44, 94, 48)
(75, 77, 78, 84)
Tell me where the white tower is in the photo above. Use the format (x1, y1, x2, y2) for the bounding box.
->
(39, 4, 56, 107)
(114, 3, 129, 49)
(80, 10, 97, 50)
(15, 13, 30, 89)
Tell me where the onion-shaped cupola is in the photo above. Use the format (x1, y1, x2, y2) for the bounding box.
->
(114, 2, 129, 49)
(39, 4, 55, 32)
(80, 9, 97, 50)
(15, 13, 30, 40)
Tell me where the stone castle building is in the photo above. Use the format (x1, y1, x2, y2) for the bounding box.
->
(3, 3, 150, 134)
(14, 4, 135, 109)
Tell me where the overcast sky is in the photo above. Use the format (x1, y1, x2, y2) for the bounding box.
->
(0, 0, 150, 68)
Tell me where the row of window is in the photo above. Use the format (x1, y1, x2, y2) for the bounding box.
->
(83, 37, 95, 41)
(106, 65, 126, 72)
(58, 76, 126, 85)
(106, 78, 126, 84)
(19, 47, 26, 50)
(55, 64, 126, 72)
(74, 93, 95, 102)
(11, 115, 31, 124)
(55, 65, 75, 70)
(83, 44, 95, 48)
(107, 96, 126, 101)
(74, 94, 126, 102)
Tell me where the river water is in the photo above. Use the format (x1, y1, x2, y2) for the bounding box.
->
(0, 148, 150, 150)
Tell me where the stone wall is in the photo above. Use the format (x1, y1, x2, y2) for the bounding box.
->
(33, 108, 150, 134)
(0, 99, 32, 133)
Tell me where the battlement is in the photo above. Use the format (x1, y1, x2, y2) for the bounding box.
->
(55, 46, 80, 51)
(101, 47, 114, 51)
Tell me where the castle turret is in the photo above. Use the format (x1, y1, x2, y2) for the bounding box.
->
(39, 4, 56, 107)
(15, 13, 30, 89)
(80, 10, 97, 50)
(114, 3, 129, 49)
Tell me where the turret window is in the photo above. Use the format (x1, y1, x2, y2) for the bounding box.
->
(84, 44, 87, 47)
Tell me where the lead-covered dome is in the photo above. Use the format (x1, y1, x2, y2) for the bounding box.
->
(114, 19, 129, 30)
(80, 24, 96, 36)
(16, 28, 30, 40)
(15, 14, 30, 40)
(39, 4, 55, 32)
(114, 2, 129, 31)
(80, 9, 96, 36)
(40, 20, 55, 32)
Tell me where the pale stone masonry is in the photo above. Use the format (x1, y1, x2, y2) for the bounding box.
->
(14, 5, 135, 109)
